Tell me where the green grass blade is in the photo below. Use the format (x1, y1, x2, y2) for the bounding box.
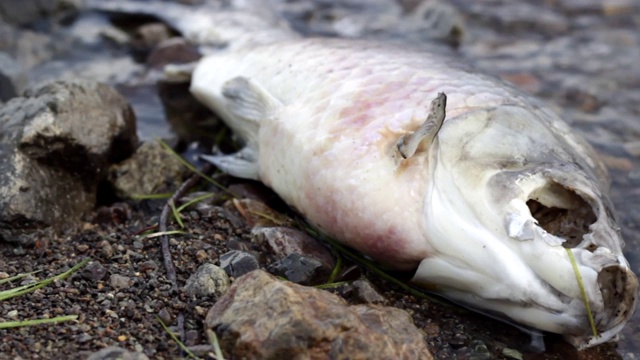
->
(176, 193, 215, 213)
(307, 227, 442, 302)
(0, 315, 78, 329)
(169, 200, 185, 229)
(130, 193, 174, 200)
(566, 248, 598, 337)
(0, 270, 41, 285)
(327, 255, 342, 284)
(0, 258, 90, 301)
(315, 281, 349, 289)
(206, 329, 226, 360)
(158, 317, 199, 359)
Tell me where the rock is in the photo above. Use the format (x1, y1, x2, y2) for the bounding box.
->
(0, 80, 137, 244)
(109, 274, 133, 290)
(219, 250, 260, 278)
(18, 80, 137, 169)
(157, 307, 173, 326)
(0, 52, 27, 102)
(267, 253, 327, 285)
(502, 347, 524, 360)
(0, 0, 84, 26)
(134, 23, 173, 52)
(468, 340, 491, 360)
(352, 279, 387, 304)
(252, 226, 335, 270)
(81, 261, 108, 282)
(107, 141, 188, 199)
(9, 29, 58, 69)
(206, 270, 433, 359)
(86, 347, 149, 360)
(183, 263, 230, 298)
(93, 202, 133, 225)
(148, 38, 201, 69)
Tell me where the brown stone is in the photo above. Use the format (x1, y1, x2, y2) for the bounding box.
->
(205, 270, 433, 360)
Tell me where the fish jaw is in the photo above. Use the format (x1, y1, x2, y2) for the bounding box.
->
(411, 106, 638, 347)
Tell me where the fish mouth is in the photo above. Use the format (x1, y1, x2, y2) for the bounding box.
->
(565, 263, 639, 349)
(523, 177, 639, 347)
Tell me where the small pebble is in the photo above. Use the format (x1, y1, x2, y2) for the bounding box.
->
(219, 250, 260, 278)
(183, 263, 230, 298)
(139, 260, 158, 272)
(158, 308, 173, 325)
(132, 240, 144, 250)
(502, 347, 524, 360)
(76, 244, 90, 252)
(195, 249, 208, 262)
(87, 346, 149, 360)
(268, 253, 325, 285)
(352, 279, 387, 304)
(110, 274, 133, 290)
(82, 261, 108, 282)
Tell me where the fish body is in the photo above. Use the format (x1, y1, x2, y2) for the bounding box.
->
(87, 0, 639, 349)
(191, 35, 637, 348)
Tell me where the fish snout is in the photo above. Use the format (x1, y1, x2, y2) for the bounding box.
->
(567, 260, 638, 348)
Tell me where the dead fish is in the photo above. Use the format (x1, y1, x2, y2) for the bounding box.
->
(91, 0, 638, 349)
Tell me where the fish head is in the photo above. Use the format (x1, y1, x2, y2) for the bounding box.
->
(412, 105, 638, 348)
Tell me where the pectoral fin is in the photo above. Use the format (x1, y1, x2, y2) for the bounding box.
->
(222, 76, 282, 124)
(201, 147, 260, 180)
(396, 92, 447, 159)
(201, 76, 283, 181)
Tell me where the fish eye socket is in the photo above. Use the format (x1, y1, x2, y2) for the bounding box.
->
(526, 183, 597, 249)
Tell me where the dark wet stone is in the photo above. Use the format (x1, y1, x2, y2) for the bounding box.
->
(0, 80, 137, 244)
(183, 263, 230, 298)
(205, 270, 434, 359)
(267, 253, 326, 285)
(81, 261, 108, 282)
(219, 250, 260, 278)
(147, 37, 201, 69)
(86, 346, 149, 360)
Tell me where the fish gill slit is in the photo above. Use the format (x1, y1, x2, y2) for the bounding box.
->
(526, 182, 597, 249)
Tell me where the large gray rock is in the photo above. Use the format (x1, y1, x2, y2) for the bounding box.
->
(206, 270, 433, 360)
(0, 80, 137, 244)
